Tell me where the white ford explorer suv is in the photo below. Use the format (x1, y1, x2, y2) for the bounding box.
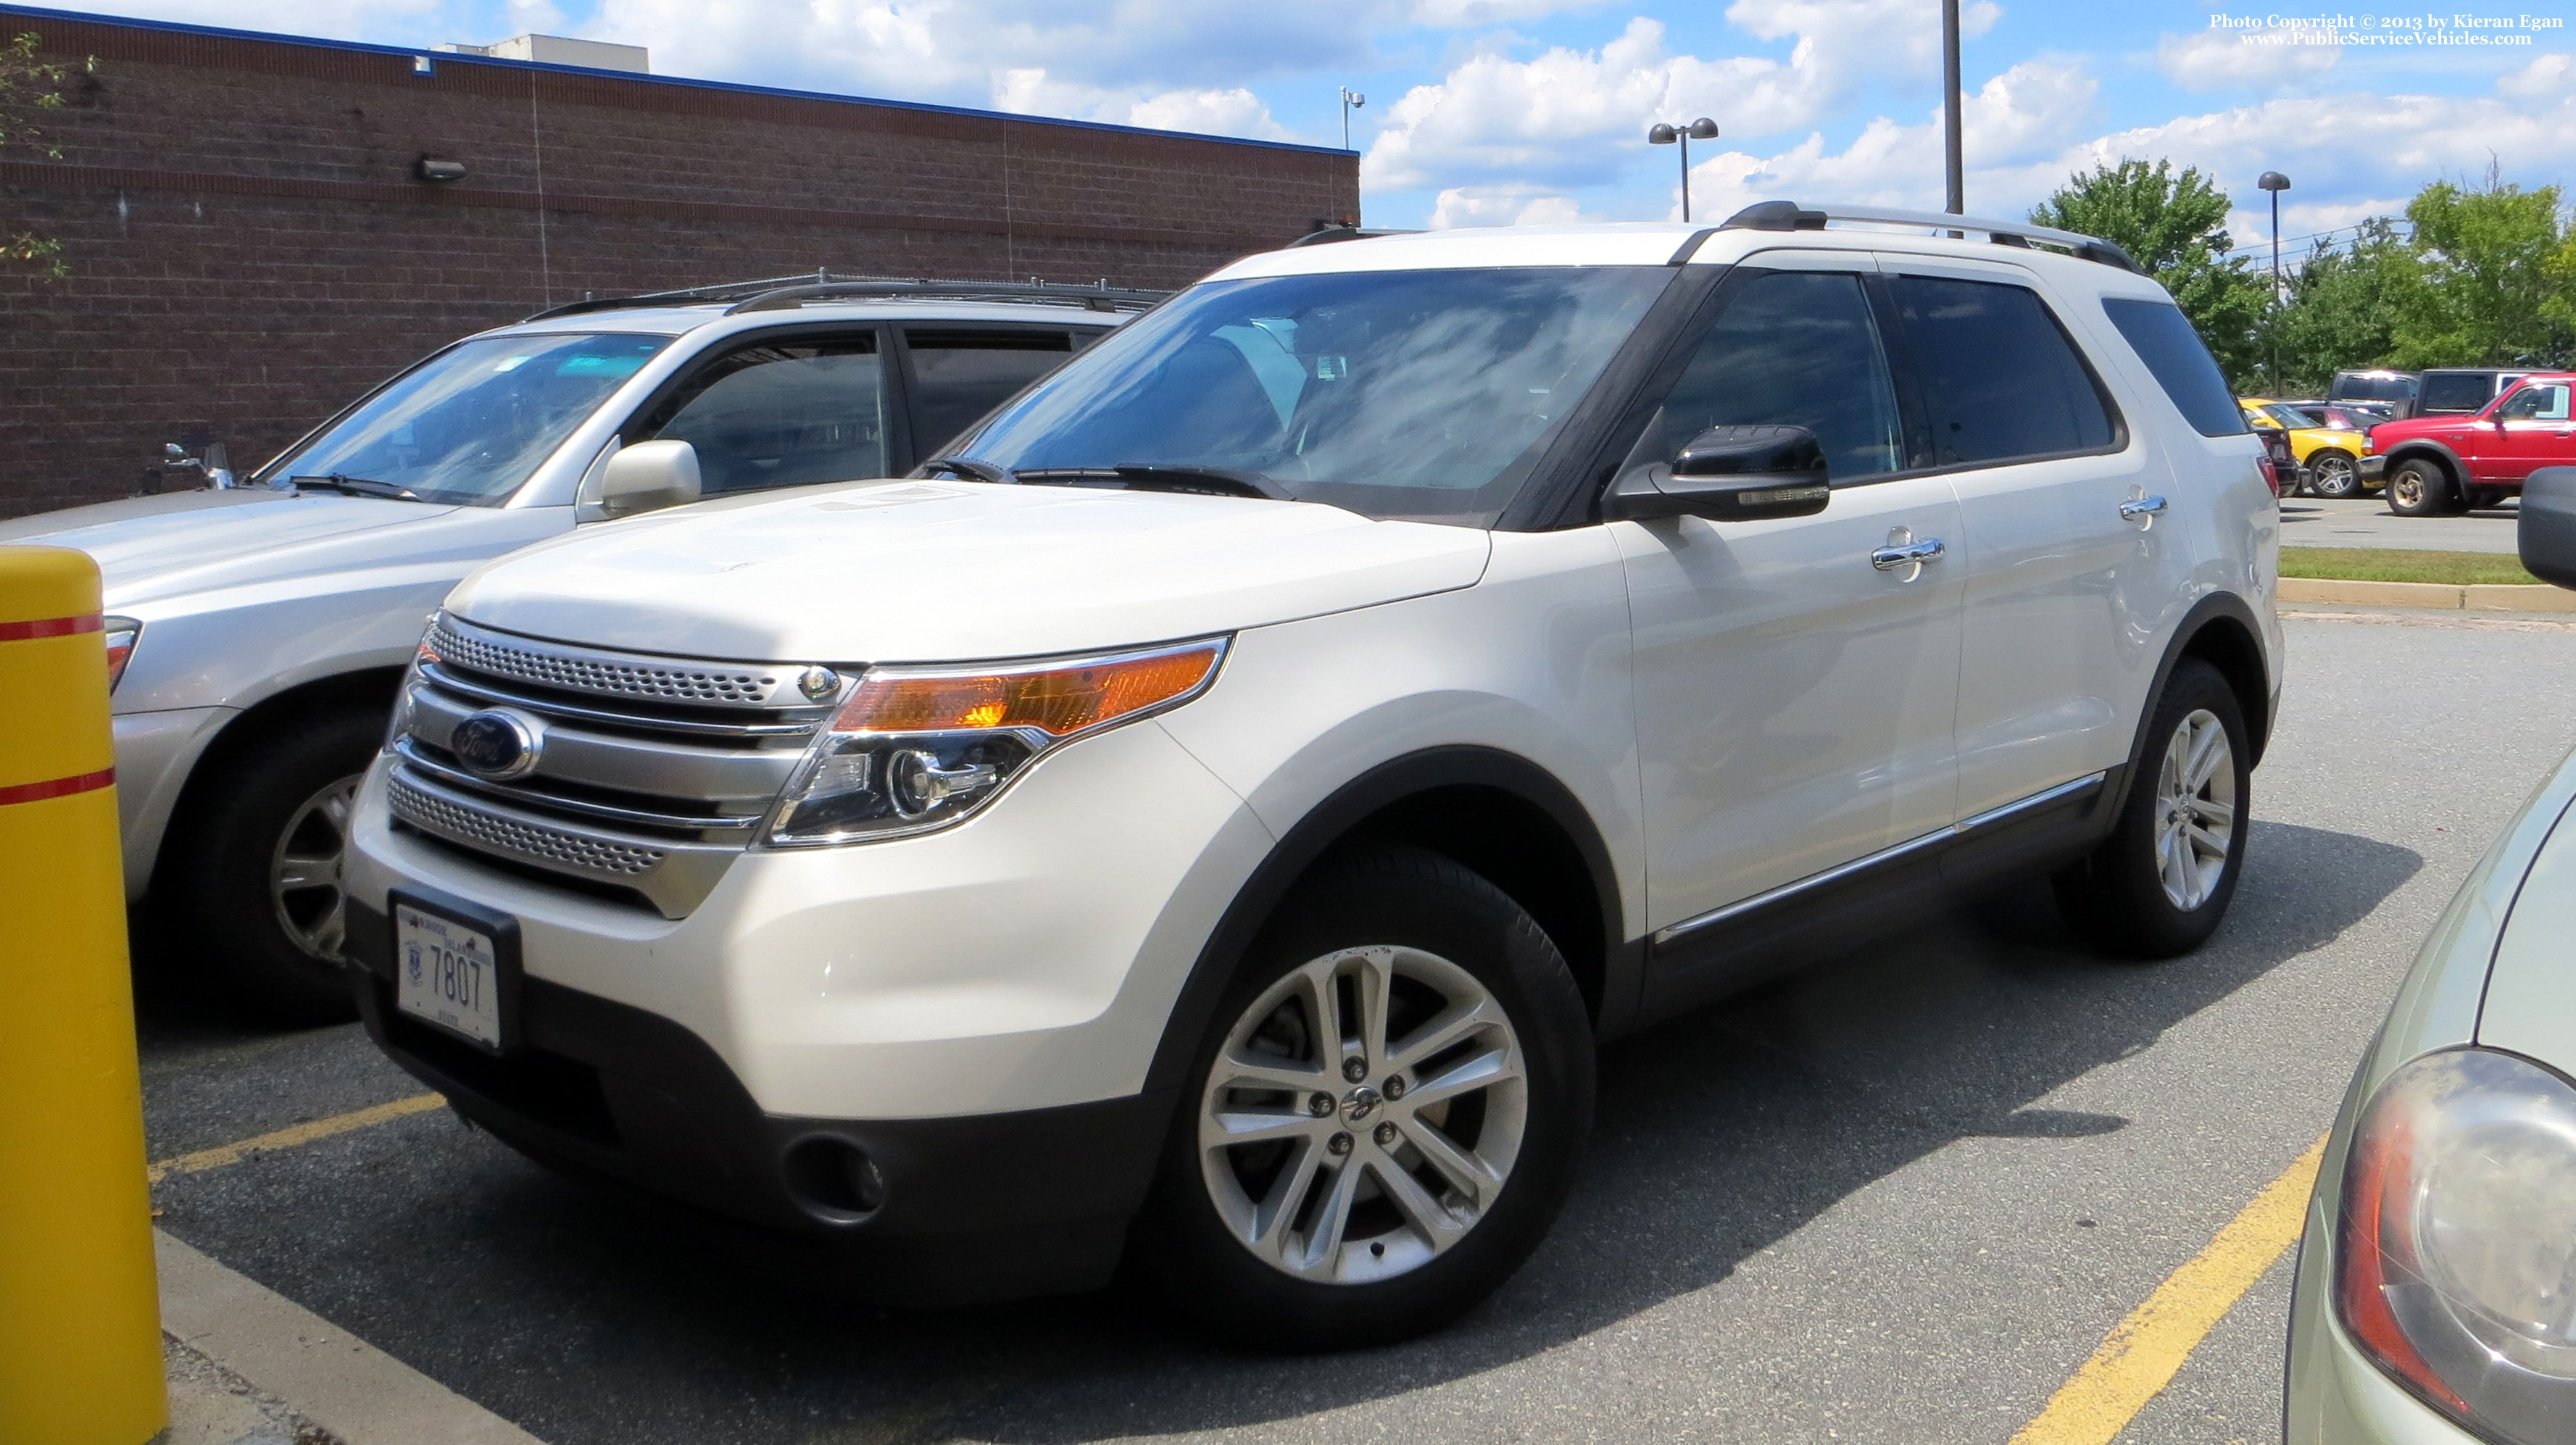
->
(342, 207, 2283, 1346)
(0, 276, 1151, 1020)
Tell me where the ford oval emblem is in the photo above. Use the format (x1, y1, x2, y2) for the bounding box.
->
(449, 709, 544, 780)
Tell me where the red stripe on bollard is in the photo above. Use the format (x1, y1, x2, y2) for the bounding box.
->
(0, 613, 102, 641)
(0, 769, 115, 806)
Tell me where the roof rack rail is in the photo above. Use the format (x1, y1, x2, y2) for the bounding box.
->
(1287, 225, 1421, 248)
(723, 277, 1168, 315)
(519, 271, 1168, 322)
(1717, 201, 2145, 275)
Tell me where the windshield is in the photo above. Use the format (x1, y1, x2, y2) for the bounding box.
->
(950, 267, 1671, 526)
(2265, 404, 2321, 428)
(257, 333, 670, 504)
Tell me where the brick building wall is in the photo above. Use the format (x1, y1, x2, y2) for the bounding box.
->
(0, 7, 1359, 517)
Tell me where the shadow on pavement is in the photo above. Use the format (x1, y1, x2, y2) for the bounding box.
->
(150, 818, 2419, 1445)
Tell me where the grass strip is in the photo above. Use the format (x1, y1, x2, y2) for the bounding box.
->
(2278, 546, 2541, 586)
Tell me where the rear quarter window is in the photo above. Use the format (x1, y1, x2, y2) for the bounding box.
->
(2101, 299, 2245, 438)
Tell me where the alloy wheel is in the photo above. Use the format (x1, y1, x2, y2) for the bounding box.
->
(269, 774, 361, 962)
(2390, 467, 2428, 512)
(1197, 945, 1528, 1285)
(2153, 709, 2235, 912)
(2311, 454, 2358, 498)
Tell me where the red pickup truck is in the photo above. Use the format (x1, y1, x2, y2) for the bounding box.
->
(2365, 372, 2576, 515)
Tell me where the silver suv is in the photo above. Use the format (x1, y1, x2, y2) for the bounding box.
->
(0, 277, 1154, 1019)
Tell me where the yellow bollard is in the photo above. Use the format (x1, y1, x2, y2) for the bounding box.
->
(0, 546, 165, 1445)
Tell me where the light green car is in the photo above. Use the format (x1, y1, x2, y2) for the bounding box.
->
(2285, 467, 2576, 1444)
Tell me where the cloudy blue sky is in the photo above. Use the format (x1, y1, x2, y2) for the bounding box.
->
(47, 0, 2576, 249)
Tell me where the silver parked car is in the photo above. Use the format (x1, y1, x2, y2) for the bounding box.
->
(2284, 465, 2576, 1443)
(0, 276, 1154, 1020)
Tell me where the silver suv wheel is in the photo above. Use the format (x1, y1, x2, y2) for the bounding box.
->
(269, 775, 360, 962)
(2153, 708, 2235, 912)
(1197, 944, 1528, 1285)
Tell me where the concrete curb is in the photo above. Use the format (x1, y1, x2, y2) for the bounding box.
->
(156, 1230, 544, 1445)
(2277, 578, 2576, 612)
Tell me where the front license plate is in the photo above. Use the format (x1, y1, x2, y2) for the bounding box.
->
(396, 898, 510, 1049)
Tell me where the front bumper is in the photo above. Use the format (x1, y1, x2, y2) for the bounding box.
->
(347, 902, 1169, 1302)
(2361, 455, 2388, 481)
(341, 715, 1276, 1300)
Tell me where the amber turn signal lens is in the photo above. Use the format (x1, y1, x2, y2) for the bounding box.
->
(834, 640, 1224, 738)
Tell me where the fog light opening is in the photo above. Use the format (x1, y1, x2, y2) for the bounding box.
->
(782, 1136, 886, 1222)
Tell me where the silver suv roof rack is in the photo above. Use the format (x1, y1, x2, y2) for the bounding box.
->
(522, 272, 1168, 323)
(1718, 201, 2145, 275)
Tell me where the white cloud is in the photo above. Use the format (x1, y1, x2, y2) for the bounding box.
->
(992, 67, 1291, 139)
(1428, 183, 1590, 227)
(1364, 1, 2000, 195)
(2156, 29, 2338, 92)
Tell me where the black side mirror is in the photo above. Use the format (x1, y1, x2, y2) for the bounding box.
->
(2522, 467, 2576, 588)
(1608, 424, 1831, 522)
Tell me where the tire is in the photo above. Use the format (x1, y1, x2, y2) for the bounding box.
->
(157, 702, 382, 1023)
(2052, 658, 2250, 960)
(2306, 451, 2361, 499)
(1133, 844, 1594, 1350)
(2385, 458, 2454, 516)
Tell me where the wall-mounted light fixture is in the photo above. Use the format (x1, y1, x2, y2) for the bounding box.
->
(415, 157, 468, 183)
(411, 54, 436, 76)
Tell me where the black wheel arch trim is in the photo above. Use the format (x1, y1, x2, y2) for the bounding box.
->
(2382, 439, 2465, 486)
(2109, 591, 2274, 820)
(1142, 745, 1633, 1094)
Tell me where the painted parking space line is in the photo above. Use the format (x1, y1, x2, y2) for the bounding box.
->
(148, 1093, 446, 1184)
(2007, 1134, 2329, 1445)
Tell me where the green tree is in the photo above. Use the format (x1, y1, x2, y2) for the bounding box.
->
(2272, 219, 2422, 393)
(1, 31, 88, 280)
(2032, 159, 2272, 386)
(2388, 167, 2572, 368)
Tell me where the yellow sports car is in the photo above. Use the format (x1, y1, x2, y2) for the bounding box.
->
(2240, 397, 2372, 499)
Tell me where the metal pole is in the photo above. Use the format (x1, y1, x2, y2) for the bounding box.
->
(2272, 188, 2283, 391)
(1679, 131, 1692, 223)
(1942, 0, 1964, 214)
(0, 545, 166, 1445)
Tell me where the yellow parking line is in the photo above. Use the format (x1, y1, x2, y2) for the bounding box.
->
(2007, 1133, 2329, 1445)
(147, 1093, 446, 1185)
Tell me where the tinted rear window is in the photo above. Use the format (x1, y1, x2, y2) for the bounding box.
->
(2101, 299, 2244, 438)
(1893, 277, 2117, 465)
(2332, 372, 2416, 402)
(2420, 372, 2498, 412)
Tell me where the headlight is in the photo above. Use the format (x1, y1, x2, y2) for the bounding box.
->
(101, 616, 140, 692)
(761, 636, 1228, 846)
(2336, 1046, 2576, 1444)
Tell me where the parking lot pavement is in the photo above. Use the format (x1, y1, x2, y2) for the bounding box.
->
(2281, 494, 2519, 551)
(133, 610, 2576, 1445)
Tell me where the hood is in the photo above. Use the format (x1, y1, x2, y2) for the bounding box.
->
(445, 480, 1493, 662)
(0, 489, 457, 604)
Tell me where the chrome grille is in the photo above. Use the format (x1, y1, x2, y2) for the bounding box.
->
(389, 615, 846, 916)
(426, 617, 803, 709)
(389, 774, 666, 876)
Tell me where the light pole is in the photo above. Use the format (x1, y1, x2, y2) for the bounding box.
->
(1942, 0, 1963, 215)
(2260, 170, 2291, 391)
(1647, 117, 1719, 222)
(1339, 87, 1366, 151)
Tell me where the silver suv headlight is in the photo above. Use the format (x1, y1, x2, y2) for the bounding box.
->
(761, 636, 1228, 847)
(102, 615, 141, 693)
(2336, 1046, 2576, 1444)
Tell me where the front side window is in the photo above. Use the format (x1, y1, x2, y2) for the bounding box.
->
(952, 267, 1670, 526)
(258, 333, 670, 504)
(905, 329, 1087, 459)
(634, 335, 888, 496)
(1619, 270, 1903, 485)
(2501, 382, 2572, 422)
(1897, 277, 2118, 465)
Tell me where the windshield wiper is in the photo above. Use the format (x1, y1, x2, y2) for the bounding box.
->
(289, 473, 422, 501)
(915, 456, 1015, 485)
(1102, 465, 1295, 501)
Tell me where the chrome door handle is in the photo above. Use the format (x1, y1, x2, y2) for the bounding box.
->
(2119, 495, 2168, 519)
(1870, 538, 1946, 571)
